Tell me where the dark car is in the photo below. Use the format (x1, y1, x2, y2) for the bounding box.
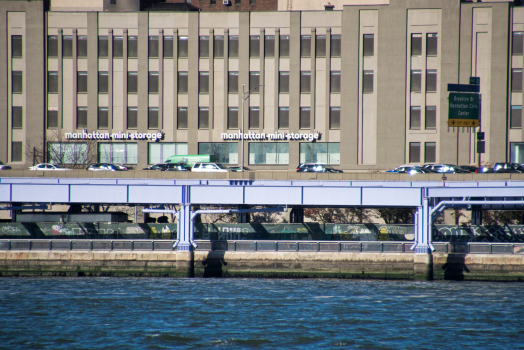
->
(164, 163, 191, 172)
(493, 163, 524, 173)
(228, 166, 251, 172)
(422, 164, 469, 174)
(143, 163, 168, 171)
(296, 163, 343, 173)
(86, 163, 125, 171)
(457, 165, 478, 173)
(0, 161, 11, 170)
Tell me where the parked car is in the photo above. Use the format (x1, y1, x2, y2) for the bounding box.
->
(0, 161, 11, 170)
(86, 163, 125, 171)
(192, 163, 231, 172)
(143, 163, 168, 171)
(493, 163, 524, 173)
(296, 163, 343, 173)
(164, 163, 191, 172)
(228, 166, 251, 172)
(29, 163, 71, 171)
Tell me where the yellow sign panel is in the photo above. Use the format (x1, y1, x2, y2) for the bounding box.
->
(447, 119, 480, 127)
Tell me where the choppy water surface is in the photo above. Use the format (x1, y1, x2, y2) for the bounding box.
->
(0, 278, 523, 349)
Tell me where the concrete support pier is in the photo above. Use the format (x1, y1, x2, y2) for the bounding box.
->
(414, 253, 433, 281)
(176, 251, 195, 278)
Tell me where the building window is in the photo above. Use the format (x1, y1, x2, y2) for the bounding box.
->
(228, 72, 239, 93)
(425, 142, 436, 163)
(127, 107, 137, 129)
(330, 71, 341, 93)
(280, 35, 290, 57)
(511, 105, 522, 129)
(128, 36, 138, 58)
(229, 35, 239, 58)
(148, 36, 159, 58)
(11, 142, 22, 162)
(411, 34, 422, 56)
(250, 0, 255, 4)
(330, 107, 340, 129)
(48, 71, 58, 94)
(98, 107, 108, 129)
(236, 0, 241, 4)
(228, 107, 238, 129)
(12, 35, 22, 58)
(300, 107, 310, 129)
(128, 71, 138, 93)
(511, 142, 524, 163)
(363, 70, 374, 93)
(214, 35, 224, 58)
(300, 71, 311, 93)
(113, 36, 124, 58)
(199, 143, 238, 164)
(12, 106, 22, 129)
(199, 36, 209, 58)
(148, 107, 159, 129)
(426, 70, 437, 92)
(62, 36, 73, 58)
(512, 69, 523, 92)
(98, 71, 108, 94)
(77, 36, 88, 58)
(149, 142, 188, 164)
(98, 36, 108, 58)
(47, 111, 58, 129)
(331, 34, 341, 57)
(110, 0, 116, 5)
(163, 36, 174, 58)
(363, 34, 374, 56)
(279, 71, 289, 93)
(411, 70, 421, 92)
(316, 35, 326, 57)
(265, 35, 275, 57)
(249, 143, 289, 165)
(199, 107, 209, 129)
(300, 143, 340, 164)
(250, 35, 260, 58)
(278, 107, 289, 129)
(427, 33, 438, 56)
(410, 106, 421, 130)
(301, 35, 311, 57)
(199, 72, 209, 93)
(99, 143, 138, 164)
(149, 71, 159, 93)
(178, 107, 188, 129)
(425, 106, 436, 129)
(249, 107, 259, 129)
(178, 72, 188, 93)
(48, 35, 58, 57)
(513, 32, 523, 55)
(409, 142, 420, 163)
(77, 72, 88, 93)
(12, 71, 22, 94)
(77, 107, 88, 128)
(178, 36, 188, 58)
(249, 71, 260, 92)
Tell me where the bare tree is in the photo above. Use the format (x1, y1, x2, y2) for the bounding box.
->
(373, 208, 415, 224)
(304, 208, 375, 224)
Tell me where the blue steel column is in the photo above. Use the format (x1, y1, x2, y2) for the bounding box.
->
(176, 185, 194, 277)
(413, 197, 433, 280)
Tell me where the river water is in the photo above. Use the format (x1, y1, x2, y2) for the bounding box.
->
(0, 278, 522, 349)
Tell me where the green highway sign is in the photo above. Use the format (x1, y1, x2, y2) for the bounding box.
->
(448, 93, 480, 127)
(470, 77, 480, 85)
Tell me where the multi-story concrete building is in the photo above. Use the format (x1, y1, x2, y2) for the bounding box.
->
(1, 0, 523, 170)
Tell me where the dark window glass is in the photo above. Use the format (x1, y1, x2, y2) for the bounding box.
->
(411, 70, 421, 92)
(409, 142, 420, 163)
(199, 36, 209, 58)
(425, 106, 437, 130)
(98, 36, 108, 58)
(63, 36, 73, 57)
(48, 71, 58, 94)
(98, 71, 108, 93)
(199, 107, 209, 129)
(511, 106, 522, 128)
(363, 71, 374, 93)
(316, 35, 326, 57)
(47, 110, 58, 129)
(77, 107, 88, 128)
(249, 71, 260, 93)
(301, 35, 311, 57)
(250, 0, 255, 4)
(363, 34, 374, 57)
(280, 35, 289, 57)
(331, 34, 341, 57)
(330, 107, 340, 129)
(425, 142, 436, 163)
(12, 71, 22, 94)
(12, 35, 22, 58)
(426, 70, 437, 92)
(211, 0, 216, 4)
(178, 36, 188, 58)
(148, 36, 159, 58)
(228, 71, 238, 93)
(149, 71, 159, 93)
(265, 35, 275, 57)
(127, 107, 137, 129)
(110, 0, 116, 5)
(229, 35, 239, 58)
(410, 106, 421, 129)
(228, 107, 238, 129)
(214, 36, 224, 58)
(278, 107, 289, 129)
(236, 0, 241, 4)
(98, 107, 108, 129)
(279, 71, 289, 93)
(163, 36, 173, 58)
(199, 72, 209, 93)
(48, 35, 58, 57)
(301, 71, 311, 93)
(77, 36, 88, 58)
(411, 34, 422, 56)
(330, 71, 340, 93)
(178, 72, 188, 93)
(249, 107, 259, 129)
(250, 35, 260, 57)
(513, 32, 523, 55)
(113, 36, 124, 58)
(12, 106, 22, 129)
(127, 71, 138, 93)
(512, 69, 523, 92)
(178, 107, 188, 129)
(11, 142, 22, 162)
(128, 36, 138, 58)
(77, 72, 88, 93)
(427, 33, 438, 56)
(300, 107, 310, 129)
(148, 107, 159, 129)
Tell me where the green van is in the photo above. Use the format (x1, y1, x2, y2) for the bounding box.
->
(165, 154, 219, 166)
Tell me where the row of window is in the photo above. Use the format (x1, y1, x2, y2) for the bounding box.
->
(410, 106, 437, 130)
(409, 142, 436, 164)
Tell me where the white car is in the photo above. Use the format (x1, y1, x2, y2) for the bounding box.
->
(29, 163, 72, 171)
(192, 162, 230, 172)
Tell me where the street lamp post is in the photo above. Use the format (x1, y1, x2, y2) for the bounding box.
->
(241, 84, 264, 172)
